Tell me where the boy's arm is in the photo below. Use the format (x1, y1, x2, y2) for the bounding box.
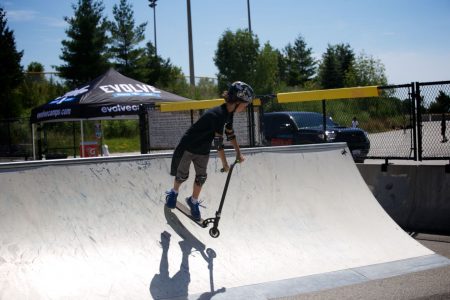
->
(214, 133, 229, 171)
(230, 137, 245, 163)
(218, 146, 229, 172)
(225, 124, 245, 163)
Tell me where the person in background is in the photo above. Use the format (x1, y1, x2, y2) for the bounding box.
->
(352, 117, 359, 128)
(442, 113, 448, 143)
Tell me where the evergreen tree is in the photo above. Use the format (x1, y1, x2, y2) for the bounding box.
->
(318, 43, 355, 89)
(0, 7, 24, 118)
(335, 43, 354, 86)
(56, 0, 110, 87)
(282, 35, 317, 87)
(214, 29, 259, 92)
(109, 0, 147, 80)
(141, 41, 189, 96)
(318, 45, 340, 89)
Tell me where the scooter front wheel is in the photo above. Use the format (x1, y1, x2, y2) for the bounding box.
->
(209, 227, 220, 238)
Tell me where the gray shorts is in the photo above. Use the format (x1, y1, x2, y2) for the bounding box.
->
(176, 151, 209, 181)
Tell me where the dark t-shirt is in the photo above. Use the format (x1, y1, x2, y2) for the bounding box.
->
(178, 104, 233, 155)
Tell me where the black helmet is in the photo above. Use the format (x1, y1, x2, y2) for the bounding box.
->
(226, 81, 254, 104)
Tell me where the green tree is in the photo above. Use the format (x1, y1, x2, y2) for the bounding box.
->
(318, 45, 339, 89)
(26, 61, 45, 82)
(214, 29, 259, 92)
(282, 35, 317, 87)
(193, 77, 219, 99)
(56, 0, 110, 87)
(254, 42, 279, 94)
(20, 62, 66, 113)
(0, 7, 24, 118)
(27, 61, 44, 72)
(141, 41, 189, 95)
(344, 51, 387, 87)
(335, 43, 354, 84)
(108, 0, 147, 80)
(318, 43, 355, 89)
(429, 91, 450, 113)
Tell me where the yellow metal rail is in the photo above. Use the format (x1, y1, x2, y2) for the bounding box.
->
(277, 86, 380, 103)
(158, 86, 380, 112)
(159, 98, 262, 112)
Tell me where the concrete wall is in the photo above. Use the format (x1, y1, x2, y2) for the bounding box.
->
(357, 163, 450, 235)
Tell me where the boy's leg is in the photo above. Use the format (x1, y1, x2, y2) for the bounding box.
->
(166, 151, 192, 208)
(186, 154, 209, 220)
(191, 154, 209, 200)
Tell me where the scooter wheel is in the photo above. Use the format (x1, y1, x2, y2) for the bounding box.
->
(209, 228, 220, 238)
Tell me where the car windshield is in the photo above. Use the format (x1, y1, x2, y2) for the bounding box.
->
(291, 113, 337, 128)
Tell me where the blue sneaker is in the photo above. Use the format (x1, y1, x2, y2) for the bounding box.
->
(165, 190, 178, 208)
(186, 197, 201, 221)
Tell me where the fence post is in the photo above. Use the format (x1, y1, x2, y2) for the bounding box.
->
(411, 82, 418, 161)
(139, 104, 149, 154)
(415, 82, 423, 161)
(322, 100, 327, 141)
(7, 119, 12, 155)
(247, 104, 256, 147)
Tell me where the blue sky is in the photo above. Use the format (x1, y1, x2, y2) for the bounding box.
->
(2, 0, 450, 85)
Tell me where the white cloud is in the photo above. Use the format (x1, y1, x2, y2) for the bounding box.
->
(6, 9, 39, 22)
(42, 17, 66, 28)
(6, 10, 65, 28)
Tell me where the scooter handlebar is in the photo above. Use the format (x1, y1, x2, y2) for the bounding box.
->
(220, 159, 240, 173)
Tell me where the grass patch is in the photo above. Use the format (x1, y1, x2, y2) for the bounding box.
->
(103, 135, 140, 153)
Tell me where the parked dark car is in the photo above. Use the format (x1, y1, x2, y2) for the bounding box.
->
(262, 111, 370, 162)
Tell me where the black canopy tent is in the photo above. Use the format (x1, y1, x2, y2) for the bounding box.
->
(30, 68, 190, 159)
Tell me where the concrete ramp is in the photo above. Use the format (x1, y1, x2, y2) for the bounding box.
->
(0, 143, 448, 299)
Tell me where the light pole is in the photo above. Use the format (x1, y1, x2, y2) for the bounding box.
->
(148, 0, 158, 56)
(186, 0, 195, 86)
(247, 0, 252, 33)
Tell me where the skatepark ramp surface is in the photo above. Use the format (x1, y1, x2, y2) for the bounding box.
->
(1, 143, 448, 299)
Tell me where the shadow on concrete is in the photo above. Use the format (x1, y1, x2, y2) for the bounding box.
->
(149, 207, 225, 299)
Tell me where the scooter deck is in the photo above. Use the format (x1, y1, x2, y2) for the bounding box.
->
(175, 201, 207, 228)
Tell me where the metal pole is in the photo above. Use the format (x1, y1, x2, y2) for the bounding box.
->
(148, 0, 158, 56)
(186, 0, 195, 86)
(247, 0, 252, 33)
(153, 2, 157, 56)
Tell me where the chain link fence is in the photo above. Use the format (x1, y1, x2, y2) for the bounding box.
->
(365, 84, 416, 160)
(260, 81, 449, 161)
(417, 81, 450, 160)
(0, 118, 32, 160)
(1, 81, 448, 162)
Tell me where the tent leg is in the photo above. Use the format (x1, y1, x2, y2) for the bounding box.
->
(37, 123, 43, 160)
(32, 123, 36, 160)
(80, 120, 85, 158)
(72, 122, 76, 158)
(139, 105, 149, 154)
